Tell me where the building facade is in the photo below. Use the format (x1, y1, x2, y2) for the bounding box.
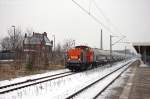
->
(23, 32, 53, 68)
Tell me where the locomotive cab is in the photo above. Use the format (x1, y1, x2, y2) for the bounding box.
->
(65, 45, 94, 71)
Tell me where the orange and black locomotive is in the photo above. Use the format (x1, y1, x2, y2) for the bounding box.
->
(65, 45, 126, 71)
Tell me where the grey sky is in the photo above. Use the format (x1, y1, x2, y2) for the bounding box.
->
(0, 0, 150, 50)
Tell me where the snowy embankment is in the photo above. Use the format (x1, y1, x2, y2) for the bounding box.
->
(0, 58, 137, 99)
(0, 69, 69, 87)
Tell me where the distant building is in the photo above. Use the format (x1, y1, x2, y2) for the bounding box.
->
(23, 32, 53, 68)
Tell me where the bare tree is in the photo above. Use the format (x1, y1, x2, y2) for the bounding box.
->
(0, 37, 12, 50)
(0, 26, 24, 66)
(62, 39, 75, 52)
(0, 26, 23, 51)
(8, 26, 23, 51)
(25, 27, 34, 37)
(53, 43, 65, 65)
(56, 43, 62, 56)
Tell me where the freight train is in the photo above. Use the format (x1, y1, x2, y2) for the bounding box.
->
(65, 45, 129, 71)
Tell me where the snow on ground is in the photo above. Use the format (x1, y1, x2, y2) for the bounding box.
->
(96, 64, 133, 99)
(0, 59, 137, 99)
(0, 60, 14, 62)
(73, 65, 128, 99)
(0, 69, 69, 87)
(140, 63, 149, 67)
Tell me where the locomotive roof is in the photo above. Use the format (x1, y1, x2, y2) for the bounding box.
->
(75, 45, 90, 49)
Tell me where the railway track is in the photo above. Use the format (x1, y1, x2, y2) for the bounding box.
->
(0, 61, 120, 95)
(0, 60, 134, 97)
(0, 71, 75, 94)
(66, 60, 133, 99)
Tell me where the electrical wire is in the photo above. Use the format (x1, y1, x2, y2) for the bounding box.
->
(72, 0, 113, 33)
(72, 0, 134, 50)
(92, 0, 124, 36)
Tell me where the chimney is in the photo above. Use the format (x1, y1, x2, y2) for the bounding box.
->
(25, 33, 27, 38)
(43, 32, 47, 36)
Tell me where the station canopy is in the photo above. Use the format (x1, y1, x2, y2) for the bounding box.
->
(133, 42, 150, 64)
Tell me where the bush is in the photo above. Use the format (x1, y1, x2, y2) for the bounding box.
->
(26, 62, 33, 70)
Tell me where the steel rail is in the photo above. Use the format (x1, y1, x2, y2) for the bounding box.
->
(93, 61, 133, 99)
(0, 72, 75, 94)
(0, 71, 71, 89)
(66, 61, 132, 99)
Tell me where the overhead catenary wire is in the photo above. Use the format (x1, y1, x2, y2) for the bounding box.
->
(72, 0, 113, 34)
(88, 0, 92, 14)
(73, 0, 127, 37)
(92, 0, 124, 36)
(92, 0, 136, 49)
(72, 0, 134, 50)
(91, 0, 133, 48)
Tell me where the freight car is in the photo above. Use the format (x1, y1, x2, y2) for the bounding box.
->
(65, 45, 128, 71)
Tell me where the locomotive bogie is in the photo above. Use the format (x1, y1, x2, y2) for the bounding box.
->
(66, 62, 92, 71)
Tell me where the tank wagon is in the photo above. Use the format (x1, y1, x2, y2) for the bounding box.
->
(65, 45, 127, 71)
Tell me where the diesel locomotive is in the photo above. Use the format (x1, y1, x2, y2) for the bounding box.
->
(65, 45, 128, 71)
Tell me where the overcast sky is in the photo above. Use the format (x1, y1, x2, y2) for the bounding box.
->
(0, 0, 150, 50)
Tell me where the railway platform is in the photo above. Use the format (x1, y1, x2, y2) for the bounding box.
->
(120, 63, 150, 99)
(98, 61, 150, 99)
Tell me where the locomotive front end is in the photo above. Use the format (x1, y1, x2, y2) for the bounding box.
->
(65, 45, 94, 71)
(65, 48, 83, 71)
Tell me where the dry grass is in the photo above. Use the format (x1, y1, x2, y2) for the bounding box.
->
(0, 62, 65, 81)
